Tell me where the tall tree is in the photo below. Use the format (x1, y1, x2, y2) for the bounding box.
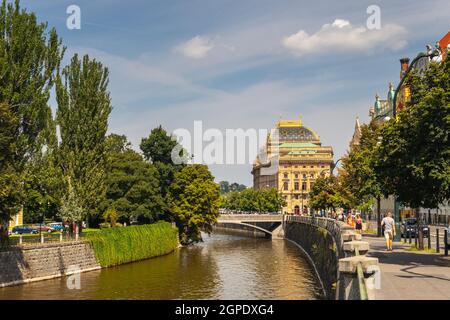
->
(375, 57, 450, 209)
(140, 126, 187, 217)
(56, 54, 112, 225)
(341, 123, 382, 211)
(101, 134, 164, 225)
(168, 164, 220, 245)
(141, 125, 179, 164)
(0, 0, 64, 241)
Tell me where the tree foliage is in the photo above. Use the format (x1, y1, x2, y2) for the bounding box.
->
(56, 54, 112, 222)
(340, 123, 381, 211)
(219, 181, 247, 194)
(220, 188, 284, 212)
(309, 175, 355, 213)
(375, 57, 450, 208)
(168, 164, 220, 245)
(0, 0, 63, 239)
(101, 134, 164, 224)
(140, 126, 186, 216)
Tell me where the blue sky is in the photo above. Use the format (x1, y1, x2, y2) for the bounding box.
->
(21, 0, 450, 185)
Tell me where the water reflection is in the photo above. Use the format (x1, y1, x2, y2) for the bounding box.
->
(0, 231, 322, 300)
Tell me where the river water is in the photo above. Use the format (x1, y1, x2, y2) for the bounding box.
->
(0, 231, 322, 300)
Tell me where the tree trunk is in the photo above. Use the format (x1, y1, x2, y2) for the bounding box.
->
(0, 221, 9, 247)
(416, 208, 424, 250)
(377, 196, 382, 237)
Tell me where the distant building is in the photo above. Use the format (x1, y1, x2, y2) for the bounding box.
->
(8, 208, 23, 232)
(252, 117, 334, 214)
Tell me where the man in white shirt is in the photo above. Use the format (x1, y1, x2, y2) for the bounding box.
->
(381, 212, 396, 251)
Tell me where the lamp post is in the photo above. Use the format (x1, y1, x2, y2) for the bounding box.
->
(391, 49, 440, 241)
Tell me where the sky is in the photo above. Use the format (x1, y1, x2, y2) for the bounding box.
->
(21, 0, 450, 185)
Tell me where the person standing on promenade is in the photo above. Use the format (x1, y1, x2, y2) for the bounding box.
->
(381, 212, 396, 251)
(355, 214, 363, 234)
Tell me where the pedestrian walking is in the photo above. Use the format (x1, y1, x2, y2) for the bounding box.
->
(347, 213, 356, 229)
(355, 214, 363, 234)
(381, 212, 396, 251)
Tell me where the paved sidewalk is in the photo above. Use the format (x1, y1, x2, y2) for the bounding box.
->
(363, 235, 450, 300)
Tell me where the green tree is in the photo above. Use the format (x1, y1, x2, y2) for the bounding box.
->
(22, 153, 61, 223)
(102, 135, 164, 225)
(141, 125, 180, 164)
(0, 0, 64, 241)
(103, 208, 119, 227)
(140, 126, 187, 217)
(220, 188, 284, 212)
(309, 176, 339, 213)
(219, 181, 230, 194)
(375, 57, 450, 209)
(341, 123, 382, 211)
(56, 54, 112, 224)
(168, 164, 220, 245)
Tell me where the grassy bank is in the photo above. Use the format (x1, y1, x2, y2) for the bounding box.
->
(86, 222, 179, 267)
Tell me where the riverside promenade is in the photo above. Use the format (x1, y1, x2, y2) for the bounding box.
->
(364, 236, 450, 300)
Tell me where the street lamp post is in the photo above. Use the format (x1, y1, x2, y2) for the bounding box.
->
(391, 49, 440, 241)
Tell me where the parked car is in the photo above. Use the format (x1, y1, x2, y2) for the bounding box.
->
(401, 218, 429, 238)
(11, 226, 39, 235)
(32, 224, 56, 233)
(48, 222, 65, 231)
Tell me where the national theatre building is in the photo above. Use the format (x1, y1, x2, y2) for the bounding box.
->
(252, 117, 334, 215)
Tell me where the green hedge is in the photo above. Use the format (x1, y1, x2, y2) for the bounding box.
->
(86, 222, 179, 267)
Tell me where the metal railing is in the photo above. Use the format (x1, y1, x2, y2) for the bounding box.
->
(2, 232, 84, 250)
(218, 214, 283, 222)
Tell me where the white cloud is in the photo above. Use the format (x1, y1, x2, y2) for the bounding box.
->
(282, 19, 407, 56)
(175, 36, 214, 59)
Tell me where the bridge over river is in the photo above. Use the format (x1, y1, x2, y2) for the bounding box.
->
(216, 214, 284, 238)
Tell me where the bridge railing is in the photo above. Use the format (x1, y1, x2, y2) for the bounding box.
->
(218, 214, 282, 221)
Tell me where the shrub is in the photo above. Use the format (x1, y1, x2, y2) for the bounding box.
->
(86, 221, 178, 267)
(99, 222, 111, 229)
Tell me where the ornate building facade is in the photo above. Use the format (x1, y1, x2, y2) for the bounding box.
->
(252, 118, 334, 214)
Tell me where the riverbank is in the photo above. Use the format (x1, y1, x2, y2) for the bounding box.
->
(0, 222, 179, 288)
(87, 222, 179, 267)
(0, 231, 321, 299)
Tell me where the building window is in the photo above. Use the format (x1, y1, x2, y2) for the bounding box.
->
(295, 174, 299, 179)
(302, 182, 307, 190)
(310, 182, 315, 190)
(283, 173, 288, 179)
(303, 174, 307, 179)
(294, 182, 299, 190)
(284, 181, 289, 191)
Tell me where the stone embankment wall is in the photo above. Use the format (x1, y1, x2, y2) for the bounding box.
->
(0, 241, 100, 288)
(284, 216, 379, 300)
